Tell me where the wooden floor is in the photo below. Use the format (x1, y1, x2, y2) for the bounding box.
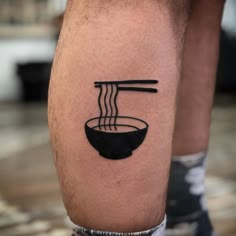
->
(0, 99, 235, 236)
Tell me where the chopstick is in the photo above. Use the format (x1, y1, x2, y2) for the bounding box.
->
(118, 87, 158, 93)
(94, 80, 158, 85)
(94, 80, 158, 93)
(95, 85, 158, 93)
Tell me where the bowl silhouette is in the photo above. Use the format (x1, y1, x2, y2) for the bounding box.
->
(85, 116, 148, 159)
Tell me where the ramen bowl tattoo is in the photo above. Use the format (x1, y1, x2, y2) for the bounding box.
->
(85, 80, 158, 160)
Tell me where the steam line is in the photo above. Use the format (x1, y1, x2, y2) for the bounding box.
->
(108, 84, 114, 130)
(98, 84, 103, 129)
(113, 85, 119, 130)
(103, 84, 109, 130)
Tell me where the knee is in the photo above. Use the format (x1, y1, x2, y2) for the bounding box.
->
(65, 0, 190, 22)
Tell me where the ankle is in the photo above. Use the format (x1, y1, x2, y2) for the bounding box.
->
(166, 152, 216, 236)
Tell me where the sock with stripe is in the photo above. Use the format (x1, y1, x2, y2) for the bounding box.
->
(166, 152, 216, 236)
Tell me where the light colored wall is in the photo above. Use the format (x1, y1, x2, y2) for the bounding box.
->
(222, 0, 236, 36)
(0, 0, 66, 102)
(0, 38, 56, 101)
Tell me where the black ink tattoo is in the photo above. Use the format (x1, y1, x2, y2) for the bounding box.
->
(85, 80, 158, 160)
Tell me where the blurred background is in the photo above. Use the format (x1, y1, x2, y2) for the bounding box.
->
(0, 0, 235, 235)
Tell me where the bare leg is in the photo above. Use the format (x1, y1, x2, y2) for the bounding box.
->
(173, 0, 225, 154)
(167, 0, 225, 235)
(48, 0, 189, 233)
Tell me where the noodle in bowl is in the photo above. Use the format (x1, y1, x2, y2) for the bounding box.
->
(85, 116, 148, 159)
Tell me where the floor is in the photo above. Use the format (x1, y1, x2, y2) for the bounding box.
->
(0, 96, 235, 236)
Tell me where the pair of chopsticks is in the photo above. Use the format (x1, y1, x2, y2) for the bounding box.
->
(94, 80, 158, 93)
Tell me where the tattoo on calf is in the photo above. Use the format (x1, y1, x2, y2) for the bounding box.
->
(85, 80, 158, 160)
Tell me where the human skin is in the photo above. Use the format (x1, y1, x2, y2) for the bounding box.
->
(173, 0, 225, 155)
(48, 0, 189, 232)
